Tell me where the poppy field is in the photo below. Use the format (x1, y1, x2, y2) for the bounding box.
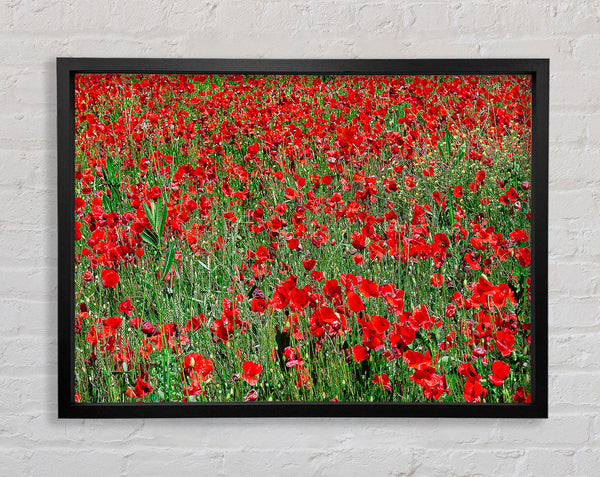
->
(73, 72, 533, 404)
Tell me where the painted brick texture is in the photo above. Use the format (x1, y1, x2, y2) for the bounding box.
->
(0, 0, 599, 475)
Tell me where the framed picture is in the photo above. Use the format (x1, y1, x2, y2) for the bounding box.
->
(58, 58, 548, 418)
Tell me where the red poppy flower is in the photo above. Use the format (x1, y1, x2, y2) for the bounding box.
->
(463, 378, 486, 402)
(385, 179, 398, 193)
(488, 360, 510, 386)
(186, 314, 207, 332)
(241, 361, 263, 386)
(372, 374, 392, 391)
(323, 279, 342, 300)
(453, 185, 463, 198)
(302, 259, 317, 271)
(510, 229, 529, 243)
(285, 188, 298, 200)
(358, 279, 380, 298)
(369, 315, 390, 335)
(251, 298, 267, 313)
(430, 273, 443, 287)
(223, 211, 237, 222)
(183, 352, 213, 382)
(284, 346, 305, 369)
(75, 221, 82, 240)
(310, 305, 338, 337)
(495, 331, 515, 357)
(289, 287, 309, 310)
(350, 231, 366, 250)
(101, 269, 119, 288)
(515, 247, 531, 267)
(295, 367, 312, 390)
(352, 344, 369, 362)
(432, 191, 446, 209)
(141, 321, 157, 337)
(128, 317, 142, 328)
(275, 202, 287, 215)
(210, 318, 232, 344)
(458, 362, 480, 381)
(118, 299, 133, 316)
(85, 326, 98, 347)
(445, 303, 457, 317)
(74, 196, 85, 212)
(464, 252, 481, 271)
(347, 291, 365, 313)
(506, 186, 519, 202)
(512, 386, 531, 403)
(403, 350, 433, 371)
(411, 304, 435, 330)
(126, 376, 152, 399)
(102, 316, 122, 330)
(247, 142, 260, 155)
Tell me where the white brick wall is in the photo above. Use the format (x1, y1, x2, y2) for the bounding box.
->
(0, 0, 598, 475)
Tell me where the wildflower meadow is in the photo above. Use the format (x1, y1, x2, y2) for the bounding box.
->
(74, 73, 533, 404)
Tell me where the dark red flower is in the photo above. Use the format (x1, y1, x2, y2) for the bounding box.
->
(302, 259, 317, 271)
(512, 386, 531, 403)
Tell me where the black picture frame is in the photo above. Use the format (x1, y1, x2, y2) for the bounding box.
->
(58, 58, 548, 418)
